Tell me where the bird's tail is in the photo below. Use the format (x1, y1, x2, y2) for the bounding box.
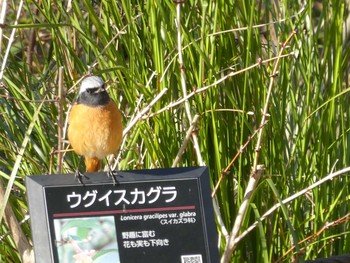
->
(85, 157, 101, 172)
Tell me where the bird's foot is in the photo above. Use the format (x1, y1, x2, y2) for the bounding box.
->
(107, 170, 121, 186)
(75, 170, 89, 186)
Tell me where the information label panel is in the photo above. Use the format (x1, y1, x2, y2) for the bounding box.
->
(26, 167, 219, 263)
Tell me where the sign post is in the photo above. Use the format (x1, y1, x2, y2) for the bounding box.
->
(26, 167, 219, 263)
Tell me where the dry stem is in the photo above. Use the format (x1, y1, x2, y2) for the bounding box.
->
(57, 67, 64, 173)
(221, 31, 297, 263)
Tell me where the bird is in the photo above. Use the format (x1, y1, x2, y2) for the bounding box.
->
(68, 76, 123, 184)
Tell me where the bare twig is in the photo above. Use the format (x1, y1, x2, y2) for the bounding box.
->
(176, 3, 191, 122)
(0, 99, 43, 263)
(89, 19, 131, 73)
(175, 1, 204, 166)
(57, 67, 64, 173)
(277, 212, 350, 262)
(209, 113, 265, 246)
(122, 88, 168, 137)
(0, 1, 34, 261)
(209, 4, 305, 37)
(0, 94, 58, 103)
(212, 121, 268, 197)
(0, 180, 34, 263)
(252, 31, 297, 172)
(0, 101, 44, 222)
(112, 95, 144, 170)
(235, 166, 350, 248)
(0, 0, 7, 52)
(0, 0, 24, 81)
(0, 213, 30, 242)
(26, 0, 41, 71)
(212, 195, 229, 242)
(174, 2, 230, 255)
(159, 2, 303, 82)
(146, 52, 295, 120)
(50, 147, 73, 174)
(221, 30, 297, 263)
(172, 114, 200, 167)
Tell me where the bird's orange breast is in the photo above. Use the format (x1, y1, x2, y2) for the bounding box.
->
(68, 100, 123, 160)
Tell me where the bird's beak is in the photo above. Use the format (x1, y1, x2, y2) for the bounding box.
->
(93, 87, 105, 94)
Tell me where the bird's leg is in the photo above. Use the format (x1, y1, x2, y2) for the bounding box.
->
(105, 159, 120, 186)
(75, 156, 89, 185)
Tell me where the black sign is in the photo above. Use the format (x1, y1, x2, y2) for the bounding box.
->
(26, 167, 219, 263)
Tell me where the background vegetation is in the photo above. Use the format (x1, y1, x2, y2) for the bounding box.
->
(0, 0, 350, 262)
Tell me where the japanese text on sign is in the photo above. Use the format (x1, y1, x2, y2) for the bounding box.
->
(121, 230, 170, 248)
(66, 186, 177, 209)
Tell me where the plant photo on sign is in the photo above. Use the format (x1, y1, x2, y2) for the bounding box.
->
(54, 216, 119, 263)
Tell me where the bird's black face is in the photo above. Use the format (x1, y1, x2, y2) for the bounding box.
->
(77, 87, 110, 107)
(77, 76, 110, 107)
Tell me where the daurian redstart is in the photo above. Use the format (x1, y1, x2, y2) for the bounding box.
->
(68, 76, 123, 184)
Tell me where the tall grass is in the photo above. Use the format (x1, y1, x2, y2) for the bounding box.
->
(0, 0, 350, 262)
